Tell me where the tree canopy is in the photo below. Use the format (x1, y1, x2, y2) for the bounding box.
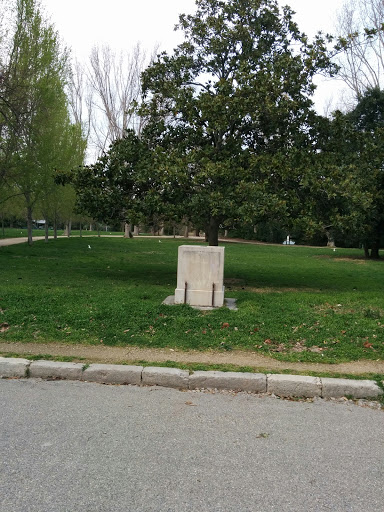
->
(346, 88, 384, 257)
(65, 0, 338, 245)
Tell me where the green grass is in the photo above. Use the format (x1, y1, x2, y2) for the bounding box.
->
(1, 237, 384, 363)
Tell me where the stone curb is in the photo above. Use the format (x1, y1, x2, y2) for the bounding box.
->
(0, 357, 30, 378)
(321, 377, 382, 399)
(267, 374, 322, 398)
(29, 360, 84, 380)
(82, 364, 143, 385)
(189, 371, 267, 393)
(0, 357, 383, 399)
(142, 366, 189, 389)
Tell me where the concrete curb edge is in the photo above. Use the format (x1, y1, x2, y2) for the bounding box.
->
(0, 357, 383, 399)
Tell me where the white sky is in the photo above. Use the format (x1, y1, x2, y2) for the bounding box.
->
(42, 0, 348, 114)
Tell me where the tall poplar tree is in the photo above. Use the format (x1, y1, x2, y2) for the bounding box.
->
(1, 0, 85, 244)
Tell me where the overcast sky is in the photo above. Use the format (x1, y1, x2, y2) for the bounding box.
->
(42, 0, 348, 113)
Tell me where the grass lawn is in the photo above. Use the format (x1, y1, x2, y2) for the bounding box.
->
(0, 237, 383, 364)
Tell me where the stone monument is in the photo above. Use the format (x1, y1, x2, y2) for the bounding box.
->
(174, 245, 225, 307)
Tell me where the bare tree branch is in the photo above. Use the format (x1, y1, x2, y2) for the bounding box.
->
(336, 0, 384, 99)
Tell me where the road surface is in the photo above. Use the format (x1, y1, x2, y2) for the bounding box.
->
(1, 379, 383, 512)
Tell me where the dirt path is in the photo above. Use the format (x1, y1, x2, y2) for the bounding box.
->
(1, 342, 383, 376)
(0, 236, 68, 246)
(0, 234, 330, 248)
(0, 237, 36, 246)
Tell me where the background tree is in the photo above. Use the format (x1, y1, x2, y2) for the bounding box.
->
(347, 87, 384, 257)
(289, 112, 373, 248)
(336, 0, 384, 102)
(55, 129, 152, 227)
(0, 0, 85, 245)
(294, 88, 384, 258)
(68, 43, 157, 161)
(37, 121, 85, 241)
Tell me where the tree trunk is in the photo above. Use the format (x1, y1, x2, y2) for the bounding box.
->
(64, 220, 72, 238)
(124, 222, 132, 238)
(79, 223, 82, 237)
(44, 220, 49, 243)
(97, 224, 100, 237)
(133, 225, 140, 236)
(53, 218, 57, 239)
(1, 212, 4, 236)
(364, 245, 370, 258)
(204, 226, 209, 243)
(371, 240, 380, 259)
(26, 201, 33, 246)
(184, 224, 189, 238)
(207, 217, 219, 246)
(325, 227, 335, 248)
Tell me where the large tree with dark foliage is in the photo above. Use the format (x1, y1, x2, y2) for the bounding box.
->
(63, 0, 338, 245)
(347, 87, 384, 257)
(139, 0, 338, 245)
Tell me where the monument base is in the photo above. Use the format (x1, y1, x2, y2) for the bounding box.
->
(174, 287, 225, 308)
(163, 295, 237, 311)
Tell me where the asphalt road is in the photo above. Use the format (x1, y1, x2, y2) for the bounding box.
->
(1, 379, 383, 512)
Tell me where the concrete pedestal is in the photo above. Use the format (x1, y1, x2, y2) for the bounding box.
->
(174, 245, 225, 307)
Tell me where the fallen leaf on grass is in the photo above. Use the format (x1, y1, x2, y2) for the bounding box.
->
(0, 322, 9, 332)
(363, 341, 373, 348)
(221, 322, 230, 329)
